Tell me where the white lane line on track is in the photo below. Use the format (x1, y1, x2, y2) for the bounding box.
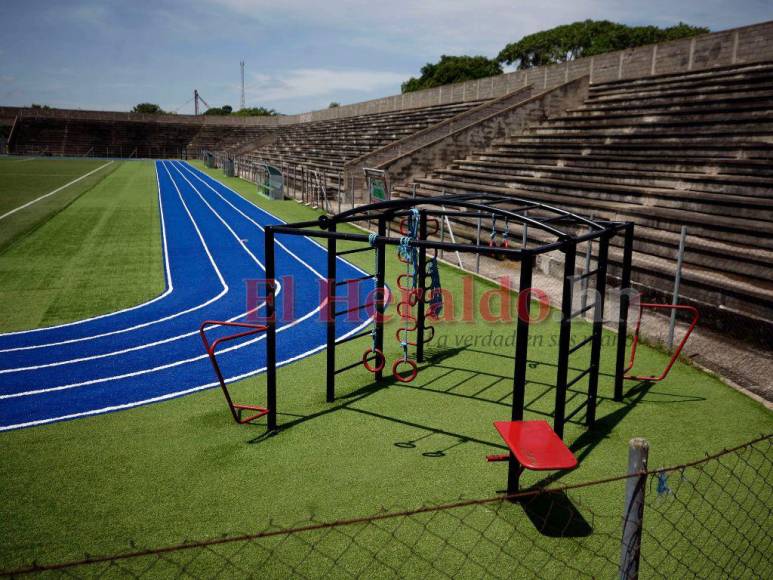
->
(168, 162, 265, 270)
(0, 161, 114, 221)
(175, 161, 324, 280)
(0, 301, 267, 374)
(0, 162, 227, 352)
(176, 161, 369, 278)
(0, 317, 373, 431)
(0, 279, 329, 399)
(0, 163, 176, 339)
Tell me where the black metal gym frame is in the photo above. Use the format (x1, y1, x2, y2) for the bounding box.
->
(263, 193, 634, 490)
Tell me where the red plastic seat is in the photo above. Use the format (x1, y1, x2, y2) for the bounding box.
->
(493, 420, 577, 471)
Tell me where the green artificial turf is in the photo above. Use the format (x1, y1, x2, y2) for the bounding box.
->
(0, 160, 164, 332)
(0, 157, 117, 252)
(0, 160, 770, 575)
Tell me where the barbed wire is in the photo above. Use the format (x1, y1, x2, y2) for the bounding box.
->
(2, 434, 770, 579)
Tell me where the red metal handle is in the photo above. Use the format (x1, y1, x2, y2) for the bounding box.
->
(199, 320, 269, 424)
(199, 320, 268, 356)
(624, 303, 700, 382)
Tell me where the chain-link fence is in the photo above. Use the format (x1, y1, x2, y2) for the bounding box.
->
(2, 435, 769, 579)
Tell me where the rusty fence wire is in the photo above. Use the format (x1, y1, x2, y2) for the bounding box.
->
(2, 435, 770, 579)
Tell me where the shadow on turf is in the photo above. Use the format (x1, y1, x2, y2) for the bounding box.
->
(244, 354, 701, 535)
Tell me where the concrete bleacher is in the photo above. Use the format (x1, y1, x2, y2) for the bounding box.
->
(10, 117, 202, 158)
(240, 100, 490, 193)
(392, 62, 773, 343)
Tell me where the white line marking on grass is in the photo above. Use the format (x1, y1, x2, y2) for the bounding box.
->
(0, 163, 175, 339)
(0, 161, 113, 221)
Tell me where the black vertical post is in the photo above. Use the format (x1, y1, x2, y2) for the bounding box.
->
(265, 227, 278, 431)
(553, 242, 577, 439)
(416, 211, 428, 363)
(375, 218, 387, 382)
(614, 223, 635, 401)
(586, 234, 610, 428)
(326, 222, 337, 403)
(508, 254, 534, 495)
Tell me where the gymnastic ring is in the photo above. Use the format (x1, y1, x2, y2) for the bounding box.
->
(392, 358, 418, 383)
(362, 348, 385, 373)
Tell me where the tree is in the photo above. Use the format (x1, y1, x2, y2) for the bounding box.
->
(204, 105, 233, 116)
(30, 103, 51, 110)
(234, 106, 279, 117)
(131, 103, 165, 114)
(328, 102, 340, 108)
(402, 55, 502, 93)
(497, 20, 709, 69)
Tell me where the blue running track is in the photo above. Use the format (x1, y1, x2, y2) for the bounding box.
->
(0, 161, 374, 431)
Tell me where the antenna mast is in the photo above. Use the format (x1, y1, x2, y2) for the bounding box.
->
(240, 60, 245, 110)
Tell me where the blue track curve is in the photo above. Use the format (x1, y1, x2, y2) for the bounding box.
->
(0, 161, 374, 430)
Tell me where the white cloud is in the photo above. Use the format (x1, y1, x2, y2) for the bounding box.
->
(244, 68, 408, 103)
(202, 0, 737, 57)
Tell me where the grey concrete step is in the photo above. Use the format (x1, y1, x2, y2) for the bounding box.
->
(565, 91, 773, 116)
(471, 151, 773, 178)
(434, 167, 773, 222)
(588, 71, 773, 101)
(453, 158, 773, 197)
(489, 140, 773, 160)
(589, 62, 773, 92)
(411, 176, 773, 250)
(525, 119, 773, 137)
(507, 132, 773, 145)
(544, 108, 773, 129)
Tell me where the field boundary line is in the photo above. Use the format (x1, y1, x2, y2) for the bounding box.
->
(0, 160, 113, 221)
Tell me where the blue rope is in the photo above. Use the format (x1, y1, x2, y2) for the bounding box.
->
(427, 256, 443, 318)
(368, 232, 378, 350)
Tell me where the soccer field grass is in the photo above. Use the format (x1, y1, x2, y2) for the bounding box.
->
(0, 159, 770, 573)
(0, 160, 164, 332)
(0, 157, 118, 253)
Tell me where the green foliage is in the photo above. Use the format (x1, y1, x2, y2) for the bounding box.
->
(203, 105, 278, 117)
(30, 103, 51, 110)
(402, 55, 502, 93)
(234, 106, 279, 117)
(328, 102, 340, 108)
(203, 105, 233, 116)
(497, 20, 709, 68)
(131, 103, 165, 114)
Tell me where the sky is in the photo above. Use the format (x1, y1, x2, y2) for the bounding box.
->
(0, 1, 771, 115)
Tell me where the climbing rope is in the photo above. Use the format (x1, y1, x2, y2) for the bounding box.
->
(362, 232, 385, 373)
(394, 210, 420, 383)
(426, 256, 443, 320)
